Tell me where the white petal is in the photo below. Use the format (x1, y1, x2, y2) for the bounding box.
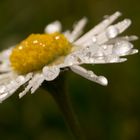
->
(0, 72, 17, 85)
(18, 73, 40, 98)
(44, 21, 62, 33)
(31, 74, 45, 94)
(0, 63, 11, 72)
(70, 65, 108, 86)
(106, 35, 138, 44)
(74, 11, 121, 46)
(68, 17, 88, 42)
(0, 47, 13, 62)
(0, 73, 33, 103)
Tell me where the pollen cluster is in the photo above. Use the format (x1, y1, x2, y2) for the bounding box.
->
(10, 32, 72, 74)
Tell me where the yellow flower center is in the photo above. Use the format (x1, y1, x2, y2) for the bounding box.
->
(10, 32, 72, 74)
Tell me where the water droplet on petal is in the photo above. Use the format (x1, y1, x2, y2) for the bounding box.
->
(92, 36, 97, 43)
(43, 66, 60, 81)
(106, 26, 119, 38)
(113, 41, 133, 56)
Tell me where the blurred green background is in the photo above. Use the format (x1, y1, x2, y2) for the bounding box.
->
(0, 0, 140, 140)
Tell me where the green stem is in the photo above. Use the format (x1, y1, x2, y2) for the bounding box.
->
(43, 72, 86, 140)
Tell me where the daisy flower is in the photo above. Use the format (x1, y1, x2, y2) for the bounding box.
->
(0, 11, 138, 103)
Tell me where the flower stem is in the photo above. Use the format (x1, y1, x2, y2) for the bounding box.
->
(43, 72, 86, 140)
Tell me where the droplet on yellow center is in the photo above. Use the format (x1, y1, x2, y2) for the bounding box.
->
(10, 32, 72, 74)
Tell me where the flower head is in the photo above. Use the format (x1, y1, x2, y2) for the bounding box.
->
(10, 33, 72, 74)
(0, 11, 138, 102)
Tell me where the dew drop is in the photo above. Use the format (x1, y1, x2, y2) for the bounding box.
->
(113, 41, 133, 56)
(106, 26, 119, 38)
